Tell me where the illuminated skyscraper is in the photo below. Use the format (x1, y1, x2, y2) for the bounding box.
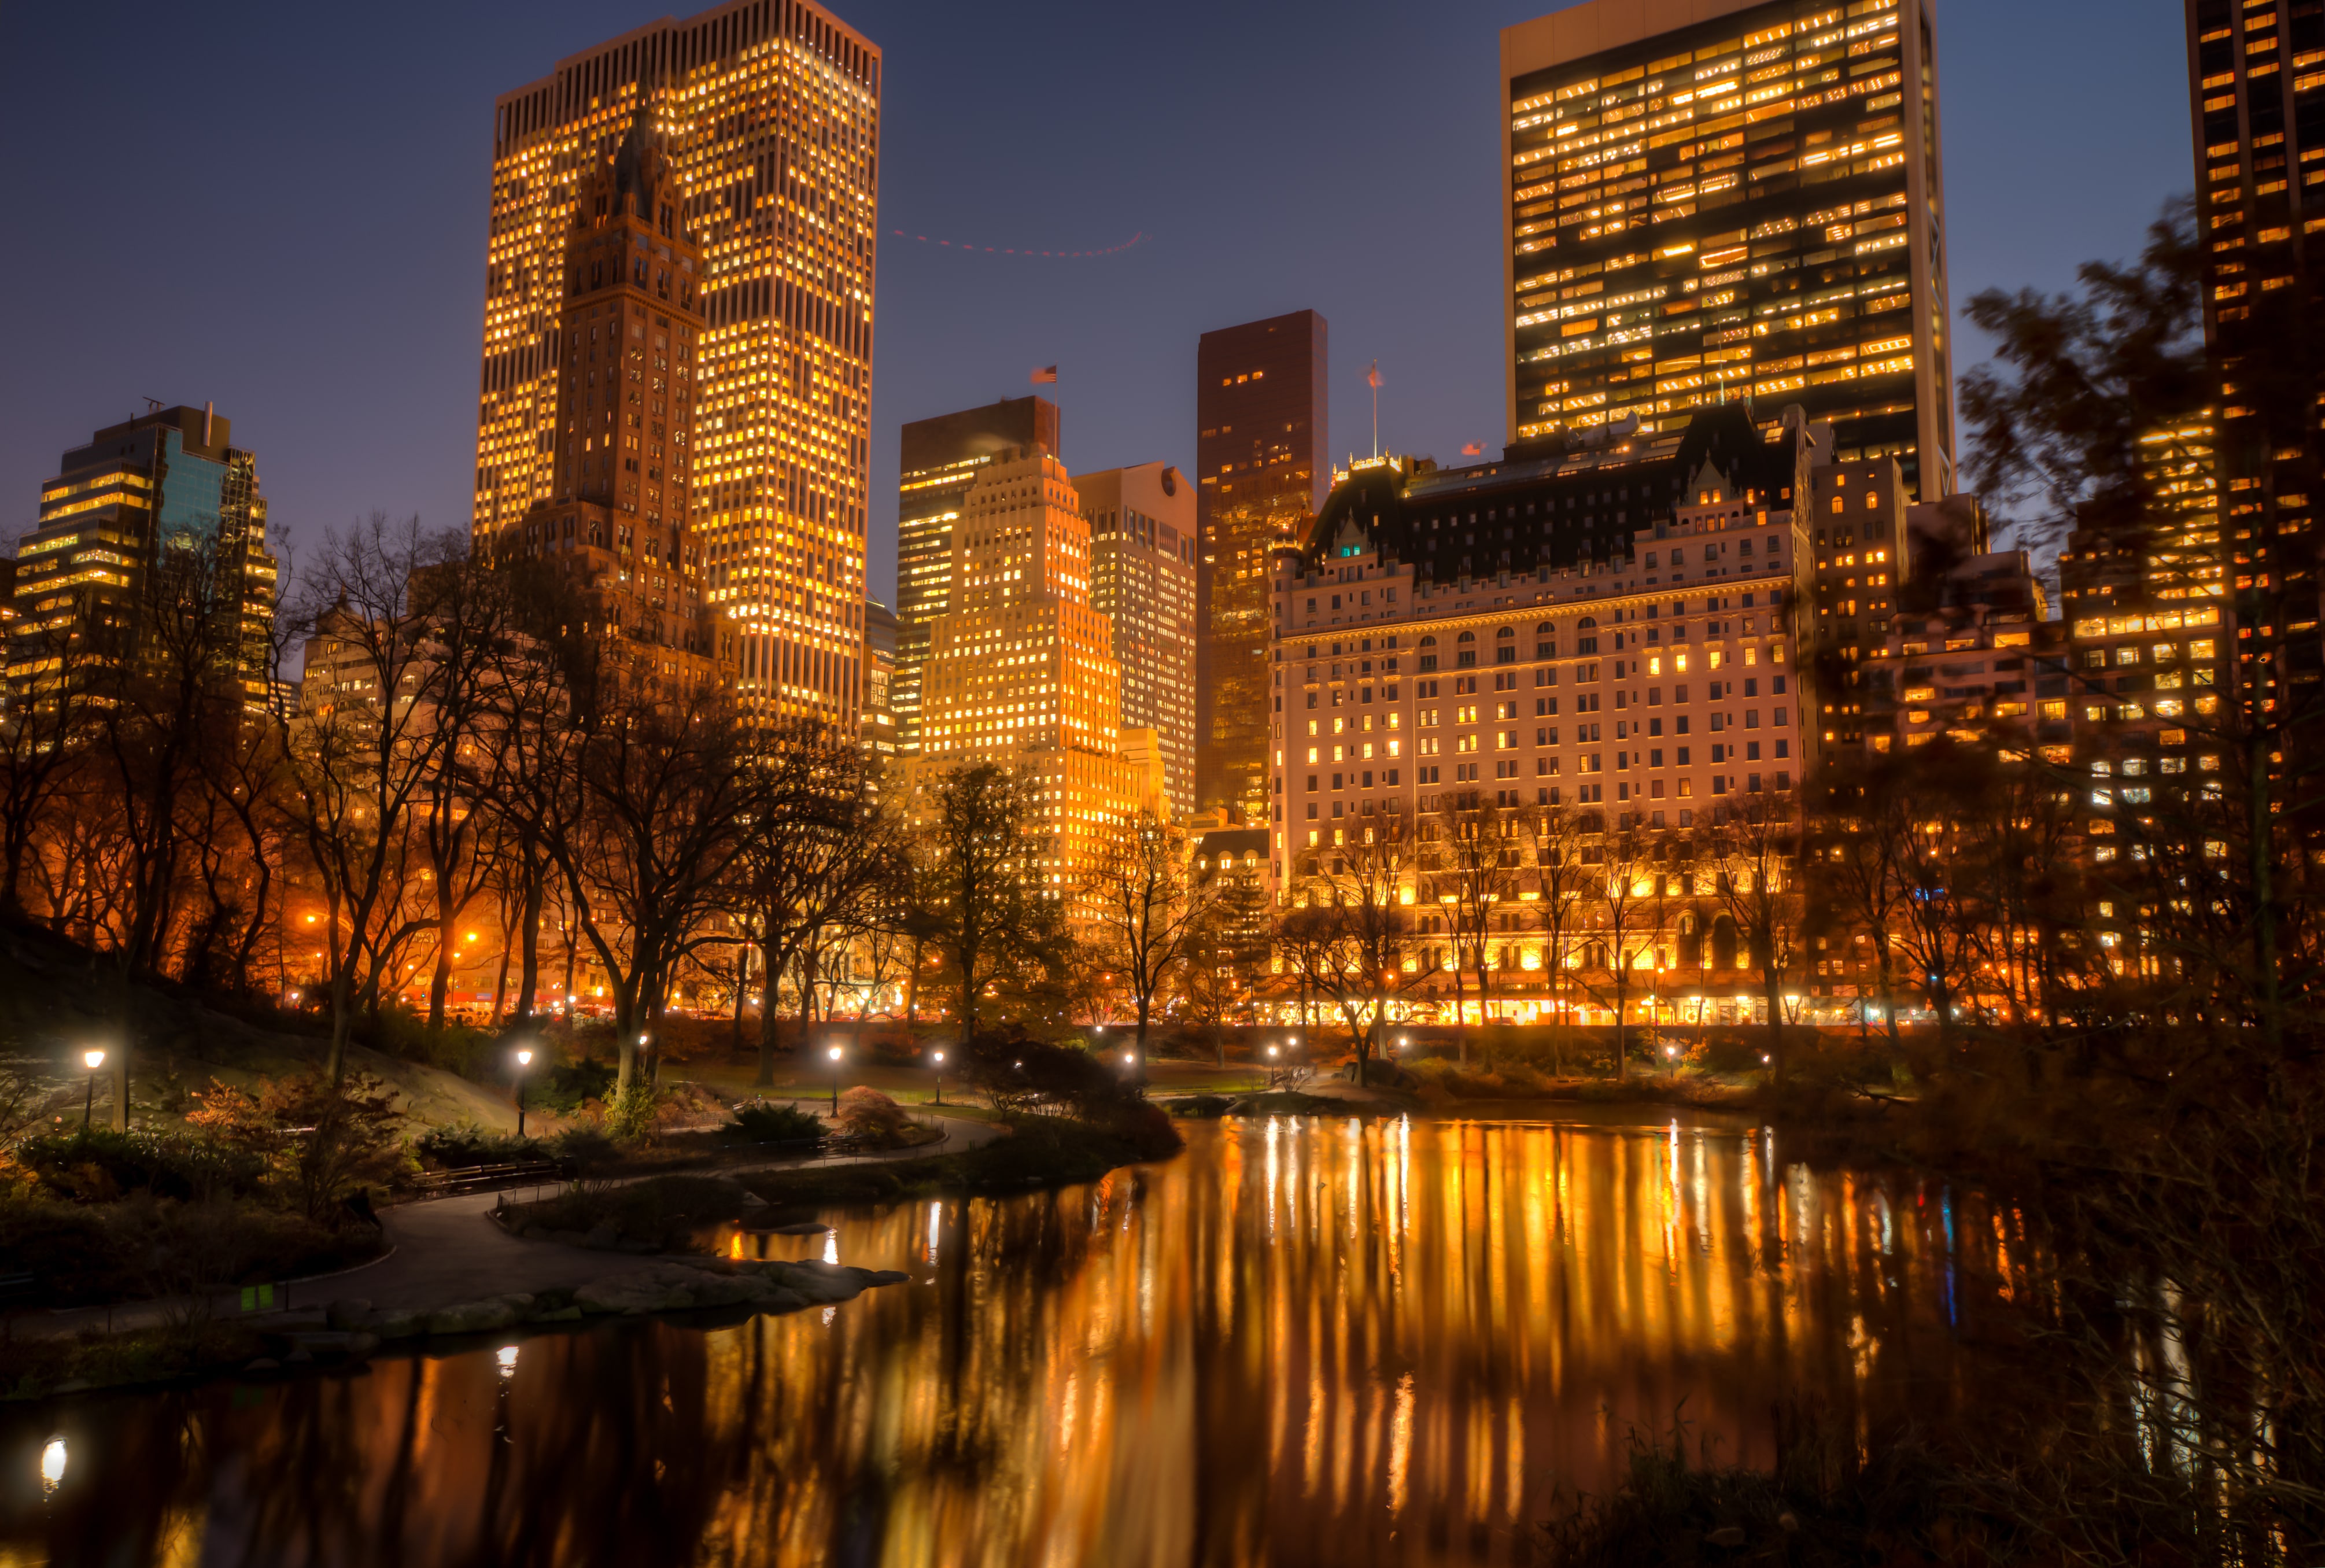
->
(484, 115, 727, 689)
(909, 449, 1165, 898)
(8, 404, 277, 710)
(894, 396, 1059, 754)
(1196, 311, 1327, 824)
(1500, 0, 1955, 499)
(477, 0, 879, 726)
(1080, 462, 1198, 818)
(2180, 0, 2325, 707)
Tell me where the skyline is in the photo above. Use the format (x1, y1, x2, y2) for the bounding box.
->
(0, 0, 2189, 624)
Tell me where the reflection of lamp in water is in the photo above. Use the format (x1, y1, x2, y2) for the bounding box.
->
(496, 1345, 519, 1379)
(40, 1437, 65, 1496)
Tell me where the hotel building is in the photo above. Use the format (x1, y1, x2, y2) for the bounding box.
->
(477, 0, 879, 728)
(1269, 407, 1821, 879)
(1080, 462, 1199, 818)
(894, 396, 1060, 754)
(8, 404, 277, 710)
(1196, 311, 1328, 824)
(1500, 0, 1956, 499)
(906, 449, 1167, 900)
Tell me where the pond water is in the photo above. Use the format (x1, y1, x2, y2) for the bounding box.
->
(0, 1115, 2043, 1567)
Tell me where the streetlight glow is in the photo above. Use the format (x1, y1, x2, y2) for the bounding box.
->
(82, 1050, 105, 1071)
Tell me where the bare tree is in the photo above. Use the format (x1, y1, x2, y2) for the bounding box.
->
(1085, 810, 1214, 1077)
(1707, 797, 1805, 1083)
(1579, 821, 1656, 1083)
(1432, 798, 1519, 1058)
(909, 762, 1057, 1042)
(1523, 803, 1593, 1076)
(1280, 804, 1429, 1086)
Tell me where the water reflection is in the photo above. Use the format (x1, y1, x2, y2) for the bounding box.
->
(1, 1117, 2041, 1567)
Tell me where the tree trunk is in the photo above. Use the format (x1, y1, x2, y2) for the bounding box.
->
(514, 858, 542, 1027)
(427, 921, 453, 1034)
(1613, 967, 1630, 1084)
(1763, 966, 1785, 1086)
(755, 934, 783, 1088)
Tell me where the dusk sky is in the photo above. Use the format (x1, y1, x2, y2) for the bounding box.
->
(1, 0, 2189, 607)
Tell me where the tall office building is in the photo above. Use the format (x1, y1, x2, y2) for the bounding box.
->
(478, 0, 879, 728)
(894, 396, 1059, 754)
(8, 405, 277, 709)
(1196, 311, 1327, 824)
(2181, 0, 2325, 707)
(909, 448, 1165, 897)
(1080, 462, 1199, 818)
(484, 115, 727, 690)
(862, 596, 898, 782)
(1500, 0, 1955, 500)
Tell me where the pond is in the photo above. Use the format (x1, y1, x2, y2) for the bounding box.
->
(0, 1113, 2042, 1566)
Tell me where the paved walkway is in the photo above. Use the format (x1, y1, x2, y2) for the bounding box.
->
(12, 1108, 1005, 1342)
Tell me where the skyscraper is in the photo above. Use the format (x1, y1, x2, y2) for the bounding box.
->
(909, 448, 1165, 896)
(483, 115, 727, 690)
(1080, 462, 1199, 818)
(2180, 0, 2325, 709)
(1196, 311, 1327, 824)
(1500, 0, 1956, 500)
(8, 404, 277, 710)
(478, 0, 879, 728)
(894, 396, 1060, 754)
(862, 596, 898, 782)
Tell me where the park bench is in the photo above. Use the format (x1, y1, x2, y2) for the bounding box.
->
(405, 1159, 575, 1200)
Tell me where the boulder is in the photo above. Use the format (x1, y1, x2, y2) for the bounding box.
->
(861, 1270, 909, 1286)
(528, 1304, 584, 1323)
(584, 1220, 622, 1249)
(766, 1260, 864, 1304)
(373, 1309, 427, 1340)
(324, 1298, 375, 1331)
(243, 1359, 281, 1373)
(424, 1297, 526, 1335)
(770, 1221, 829, 1236)
(575, 1270, 699, 1316)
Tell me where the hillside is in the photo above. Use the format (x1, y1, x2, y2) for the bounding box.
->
(0, 920, 523, 1135)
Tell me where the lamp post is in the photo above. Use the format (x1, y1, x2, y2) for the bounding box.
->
(1265, 1043, 1279, 1090)
(514, 1048, 534, 1139)
(80, 1050, 105, 1132)
(931, 1049, 946, 1106)
(828, 1043, 843, 1113)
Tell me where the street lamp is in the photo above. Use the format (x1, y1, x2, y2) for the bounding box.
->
(828, 1043, 844, 1113)
(931, 1049, 946, 1106)
(514, 1048, 534, 1139)
(1265, 1042, 1279, 1090)
(80, 1050, 105, 1131)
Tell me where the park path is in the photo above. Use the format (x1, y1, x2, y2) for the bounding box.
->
(13, 1104, 1005, 1342)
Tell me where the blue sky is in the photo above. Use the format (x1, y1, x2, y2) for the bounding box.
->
(0, 0, 2191, 604)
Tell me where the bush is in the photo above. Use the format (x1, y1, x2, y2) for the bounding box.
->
(538, 1056, 618, 1114)
(836, 1087, 909, 1145)
(959, 1025, 1139, 1119)
(725, 1101, 825, 1144)
(8, 1128, 264, 1202)
(184, 1072, 403, 1222)
(0, 1193, 387, 1308)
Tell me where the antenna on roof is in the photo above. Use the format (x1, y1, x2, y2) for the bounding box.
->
(141, 398, 164, 414)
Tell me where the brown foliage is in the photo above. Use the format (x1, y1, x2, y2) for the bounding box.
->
(185, 1071, 403, 1222)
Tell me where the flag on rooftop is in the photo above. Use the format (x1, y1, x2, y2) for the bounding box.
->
(1031, 365, 1058, 384)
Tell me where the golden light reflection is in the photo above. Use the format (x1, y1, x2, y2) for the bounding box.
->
(6, 1119, 2043, 1567)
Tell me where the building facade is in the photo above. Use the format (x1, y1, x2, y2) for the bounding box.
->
(477, 0, 879, 728)
(894, 396, 1059, 755)
(862, 596, 897, 782)
(8, 405, 277, 710)
(483, 116, 728, 691)
(1196, 311, 1328, 825)
(2183, 0, 2325, 712)
(906, 448, 1165, 901)
(1500, 0, 1956, 500)
(1079, 462, 1199, 818)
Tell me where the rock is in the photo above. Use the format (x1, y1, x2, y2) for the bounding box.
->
(1706, 1526, 1745, 1548)
(373, 1309, 426, 1340)
(424, 1298, 523, 1335)
(616, 1238, 659, 1255)
(324, 1298, 375, 1331)
(52, 1378, 93, 1393)
(284, 1348, 315, 1365)
(1776, 1512, 1800, 1533)
(861, 1269, 909, 1286)
(243, 1359, 281, 1373)
(770, 1221, 829, 1235)
(584, 1220, 621, 1248)
(286, 1331, 363, 1356)
(551, 1230, 589, 1247)
(575, 1271, 697, 1315)
(346, 1332, 380, 1357)
(520, 1225, 545, 1241)
(529, 1304, 584, 1323)
(766, 1260, 864, 1304)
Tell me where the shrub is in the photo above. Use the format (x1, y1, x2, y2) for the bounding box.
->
(507, 1174, 752, 1247)
(836, 1087, 909, 1145)
(184, 1072, 403, 1222)
(9, 1128, 264, 1202)
(603, 1084, 663, 1143)
(959, 1025, 1137, 1119)
(538, 1056, 618, 1114)
(0, 1193, 387, 1308)
(725, 1101, 825, 1144)
(552, 1126, 618, 1167)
